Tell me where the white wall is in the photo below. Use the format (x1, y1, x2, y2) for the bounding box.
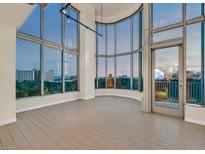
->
(0, 4, 34, 126)
(16, 92, 80, 113)
(95, 89, 143, 101)
(0, 22, 16, 125)
(185, 105, 205, 125)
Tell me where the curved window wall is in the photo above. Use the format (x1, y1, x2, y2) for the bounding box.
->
(16, 4, 79, 98)
(96, 8, 143, 91)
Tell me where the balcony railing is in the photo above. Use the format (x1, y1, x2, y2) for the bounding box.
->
(155, 80, 202, 105)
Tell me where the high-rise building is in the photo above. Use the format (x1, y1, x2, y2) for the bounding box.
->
(44, 70, 54, 81)
(16, 69, 35, 81)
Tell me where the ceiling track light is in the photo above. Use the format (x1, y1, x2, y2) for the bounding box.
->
(60, 3, 103, 36)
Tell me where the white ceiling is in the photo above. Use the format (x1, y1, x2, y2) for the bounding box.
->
(0, 4, 34, 28)
(90, 3, 142, 23)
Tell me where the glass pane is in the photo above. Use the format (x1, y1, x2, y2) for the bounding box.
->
(44, 47, 62, 94)
(153, 27, 182, 43)
(152, 4, 182, 29)
(154, 47, 179, 109)
(186, 23, 203, 105)
(65, 7, 78, 49)
(116, 55, 130, 89)
(97, 24, 106, 55)
(16, 39, 40, 98)
(64, 53, 78, 92)
(44, 4, 61, 44)
(133, 53, 139, 90)
(19, 6, 40, 37)
(116, 19, 131, 54)
(141, 10, 144, 47)
(187, 3, 202, 20)
(107, 57, 114, 88)
(97, 57, 106, 88)
(107, 25, 115, 55)
(133, 14, 139, 50)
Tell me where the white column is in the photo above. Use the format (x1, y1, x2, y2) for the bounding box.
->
(142, 4, 152, 112)
(73, 4, 96, 100)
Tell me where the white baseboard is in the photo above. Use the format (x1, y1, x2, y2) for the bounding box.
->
(16, 98, 79, 113)
(185, 118, 205, 126)
(96, 93, 142, 102)
(81, 96, 95, 100)
(0, 117, 16, 126)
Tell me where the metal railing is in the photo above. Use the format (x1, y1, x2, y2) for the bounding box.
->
(155, 80, 201, 104)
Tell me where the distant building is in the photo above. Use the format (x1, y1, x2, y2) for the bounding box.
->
(16, 69, 40, 81)
(16, 69, 35, 81)
(107, 74, 114, 88)
(44, 70, 54, 81)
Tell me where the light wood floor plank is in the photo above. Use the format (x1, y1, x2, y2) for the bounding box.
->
(0, 125, 16, 149)
(7, 123, 32, 150)
(0, 96, 205, 149)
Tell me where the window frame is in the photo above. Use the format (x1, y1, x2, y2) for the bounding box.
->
(16, 4, 80, 99)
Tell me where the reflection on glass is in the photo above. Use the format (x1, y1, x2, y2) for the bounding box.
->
(186, 3, 202, 20)
(65, 7, 78, 49)
(186, 23, 203, 105)
(44, 4, 61, 44)
(154, 47, 179, 109)
(153, 27, 182, 43)
(152, 4, 182, 29)
(64, 53, 78, 92)
(19, 6, 40, 37)
(141, 11, 144, 47)
(16, 39, 41, 98)
(98, 57, 106, 88)
(97, 24, 106, 55)
(107, 25, 115, 55)
(133, 53, 139, 90)
(116, 55, 130, 89)
(133, 14, 139, 50)
(107, 57, 114, 88)
(116, 19, 131, 54)
(44, 47, 62, 94)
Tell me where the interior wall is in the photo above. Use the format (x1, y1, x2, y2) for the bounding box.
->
(0, 4, 35, 126)
(16, 92, 81, 113)
(185, 105, 205, 125)
(0, 22, 16, 125)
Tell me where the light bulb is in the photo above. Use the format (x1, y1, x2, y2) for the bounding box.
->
(62, 10, 66, 14)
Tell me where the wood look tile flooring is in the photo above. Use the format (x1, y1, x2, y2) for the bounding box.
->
(0, 96, 205, 150)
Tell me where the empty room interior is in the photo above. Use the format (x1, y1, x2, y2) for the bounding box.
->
(1, 2, 205, 150)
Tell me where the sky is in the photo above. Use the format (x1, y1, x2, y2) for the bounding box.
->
(16, 4, 78, 77)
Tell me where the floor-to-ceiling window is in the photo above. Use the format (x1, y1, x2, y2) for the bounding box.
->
(152, 3, 205, 105)
(96, 6, 143, 91)
(16, 4, 79, 98)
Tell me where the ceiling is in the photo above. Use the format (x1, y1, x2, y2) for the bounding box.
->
(90, 3, 142, 23)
